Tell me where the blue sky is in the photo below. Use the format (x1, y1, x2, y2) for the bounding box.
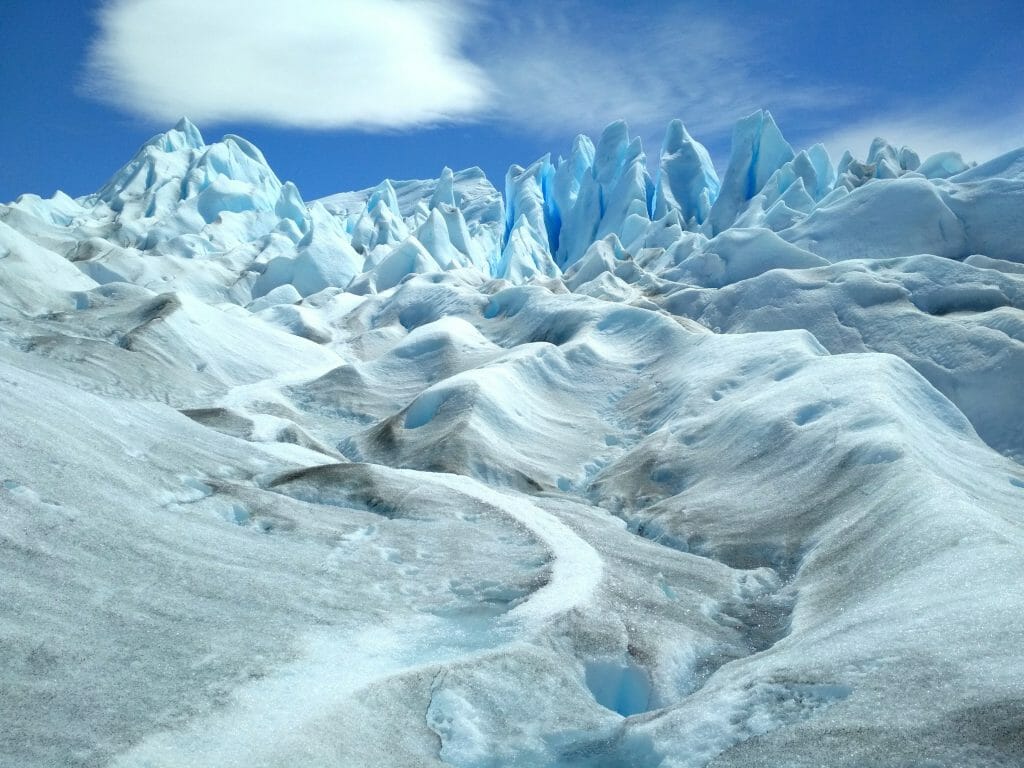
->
(3, 0, 1023, 203)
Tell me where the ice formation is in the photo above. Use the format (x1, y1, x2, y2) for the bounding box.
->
(3, 110, 1024, 767)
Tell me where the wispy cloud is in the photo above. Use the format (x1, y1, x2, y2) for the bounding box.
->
(84, 0, 491, 129)
(474, 3, 849, 148)
(813, 103, 1024, 165)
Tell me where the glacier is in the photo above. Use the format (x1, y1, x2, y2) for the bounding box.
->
(2, 110, 1024, 767)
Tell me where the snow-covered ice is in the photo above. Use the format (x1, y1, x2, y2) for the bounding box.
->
(2, 111, 1024, 767)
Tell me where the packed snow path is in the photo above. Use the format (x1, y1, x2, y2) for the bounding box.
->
(105, 467, 603, 767)
(427, 472, 604, 625)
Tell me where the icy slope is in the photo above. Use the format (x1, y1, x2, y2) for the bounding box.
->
(2, 114, 1024, 767)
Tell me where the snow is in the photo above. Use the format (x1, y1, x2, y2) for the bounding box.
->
(672, 227, 827, 288)
(0, 220, 97, 313)
(3, 111, 1024, 767)
(662, 253, 1024, 460)
(918, 150, 971, 179)
(779, 176, 968, 262)
(952, 146, 1024, 182)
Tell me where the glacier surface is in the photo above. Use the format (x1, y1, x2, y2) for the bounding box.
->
(2, 112, 1024, 767)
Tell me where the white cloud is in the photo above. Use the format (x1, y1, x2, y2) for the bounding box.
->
(85, 0, 491, 129)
